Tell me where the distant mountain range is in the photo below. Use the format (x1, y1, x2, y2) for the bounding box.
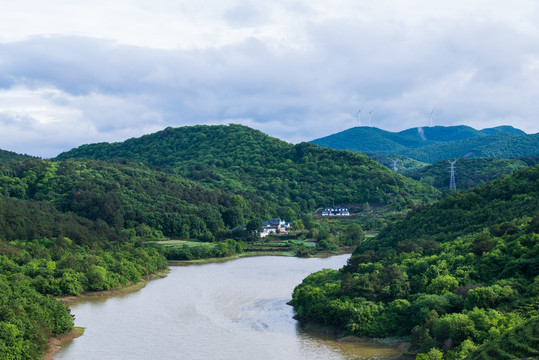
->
(310, 125, 539, 163)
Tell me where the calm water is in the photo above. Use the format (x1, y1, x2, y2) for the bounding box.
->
(55, 255, 401, 360)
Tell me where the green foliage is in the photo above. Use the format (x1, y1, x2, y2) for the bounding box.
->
(310, 125, 537, 163)
(368, 165, 539, 250)
(292, 166, 539, 358)
(416, 347, 444, 360)
(342, 223, 365, 246)
(0, 275, 74, 359)
(55, 125, 438, 211)
(0, 149, 32, 163)
(0, 194, 167, 359)
(0, 158, 250, 239)
(468, 316, 539, 359)
(405, 156, 539, 190)
(398, 133, 539, 163)
(161, 239, 244, 260)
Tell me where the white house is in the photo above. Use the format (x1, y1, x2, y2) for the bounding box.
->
(321, 206, 350, 216)
(260, 218, 293, 237)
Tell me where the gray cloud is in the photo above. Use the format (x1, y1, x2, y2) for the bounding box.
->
(0, 6, 538, 158)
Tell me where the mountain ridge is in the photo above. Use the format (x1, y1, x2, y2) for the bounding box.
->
(55, 124, 438, 211)
(310, 125, 537, 163)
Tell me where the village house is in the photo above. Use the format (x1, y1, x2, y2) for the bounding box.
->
(321, 206, 350, 216)
(260, 218, 293, 237)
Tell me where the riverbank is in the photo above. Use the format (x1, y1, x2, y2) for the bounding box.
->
(167, 248, 354, 266)
(48, 270, 169, 358)
(51, 254, 394, 360)
(297, 320, 411, 358)
(42, 327, 85, 360)
(58, 270, 170, 305)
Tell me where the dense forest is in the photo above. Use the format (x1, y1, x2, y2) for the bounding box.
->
(404, 155, 539, 191)
(0, 149, 31, 163)
(310, 125, 539, 163)
(0, 157, 261, 240)
(0, 125, 440, 359)
(0, 195, 167, 358)
(398, 133, 539, 163)
(56, 125, 438, 209)
(1, 123, 536, 359)
(292, 165, 539, 359)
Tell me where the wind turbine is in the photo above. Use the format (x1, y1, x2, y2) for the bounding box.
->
(368, 108, 375, 127)
(354, 109, 362, 126)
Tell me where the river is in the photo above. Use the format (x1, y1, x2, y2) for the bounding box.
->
(55, 255, 402, 359)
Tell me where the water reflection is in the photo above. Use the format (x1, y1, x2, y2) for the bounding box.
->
(55, 255, 402, 360)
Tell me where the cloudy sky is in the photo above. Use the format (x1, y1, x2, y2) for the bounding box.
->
(1, 0, 538, 157)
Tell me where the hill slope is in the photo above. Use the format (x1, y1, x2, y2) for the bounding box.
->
(0, 157, 266, 239)
(399, 132, 539, 163)
(310, 125, 538, 163)
(0, 194, 167, 359)
(0, 148, 32, 162)
(292, 165, 539, 358)
(404, 155, 539, 190)
(56, 124, 438, 212)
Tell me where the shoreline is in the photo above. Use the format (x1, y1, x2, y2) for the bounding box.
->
(58, 270, 170, 305)
(168, 248, 354, 266)
(297, 320, 412, 357)
(41, 327, 85, 360)
(48, 270, 169, 358)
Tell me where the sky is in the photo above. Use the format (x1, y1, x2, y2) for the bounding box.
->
(1, 0, 538, 158)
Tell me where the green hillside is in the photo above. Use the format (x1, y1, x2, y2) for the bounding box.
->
(0, 194, 167, 359)
(291, 165, 539, 359)
(399, 132, 539, 163)
(0, 148, 32, 162)
(0, 126, 442, 359)
(469, 316, 539, 359)
(310, 126, 427, 152)
(56, 124, 438, 212)
(0, 157, 267, 240)
(365, 153, 429, 173)
(404, 155, 539, 190)
(310, 125, 538, 163)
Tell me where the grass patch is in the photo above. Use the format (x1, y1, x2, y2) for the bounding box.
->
(150, 239, 214, 247)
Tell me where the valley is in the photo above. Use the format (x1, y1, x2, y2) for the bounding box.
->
(0, 124, 537, 359)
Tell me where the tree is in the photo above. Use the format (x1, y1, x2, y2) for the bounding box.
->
(343, 223, 365, 245)
(416, 348, 443, 360)
(291, 219, 305, 230)
(87, 265, 108, 291)
(426, 275, 459, 295)
(246, 218, 263, 236)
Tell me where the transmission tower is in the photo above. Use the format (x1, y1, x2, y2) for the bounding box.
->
(392, 159, 399, 172)
(448, 160, 457, 190)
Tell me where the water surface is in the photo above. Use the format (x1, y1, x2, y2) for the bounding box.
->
(56, 255, 401, 359)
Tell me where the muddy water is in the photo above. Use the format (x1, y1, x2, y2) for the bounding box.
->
(55, 255, 401, 359)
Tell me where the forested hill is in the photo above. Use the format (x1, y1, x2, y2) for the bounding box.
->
(292, 165, 539, 359)
(56, 124, 438, 210)
(367, 164, 539, 251)
(0, 148, 32, 162)
(0, 158, 264, 240)
(398, 132, 539, 163)
(0, 194, 167, 358)
(404, 155, 539, 191)
(310, 125, 538, 163)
